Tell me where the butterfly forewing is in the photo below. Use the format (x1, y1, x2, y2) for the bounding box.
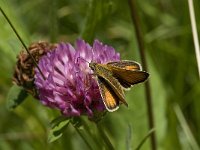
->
(120, 71, 148, 88)
(107, 60, 149, 88)
(107, 60, 142, 71)
(97, 77, 119, 112)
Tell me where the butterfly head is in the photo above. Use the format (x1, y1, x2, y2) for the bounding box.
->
(89, 62, 97, 71)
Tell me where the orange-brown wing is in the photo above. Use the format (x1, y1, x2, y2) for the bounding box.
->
(92, 64, 128, 106)
(107, 60, 149, 88)
(114, 70, 149, 88)
(97, 77, 120, 112)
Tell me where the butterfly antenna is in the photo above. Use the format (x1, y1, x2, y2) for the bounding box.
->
(0, 7, 46, 80)
(76, 56, 90, 64)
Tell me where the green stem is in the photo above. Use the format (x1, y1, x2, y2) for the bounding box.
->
(81, 119, 102, 148)
(0, 6, 45, 80)
(128, 0, 157, 150)
(96, 123, 114, 150)
(71, 121, 93, 150)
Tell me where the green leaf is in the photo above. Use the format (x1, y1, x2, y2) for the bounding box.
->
(48, 118, 70, 143)
(6, 85, 28, 109)
(70, 117, 83, 128)
(50, 116, 70, 128)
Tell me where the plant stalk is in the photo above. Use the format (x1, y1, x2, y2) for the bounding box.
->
(96, 123, 115, 150)
(0, 7, 45, 80)
(128, 0, 157, 150)
(71, 122, 93, 150)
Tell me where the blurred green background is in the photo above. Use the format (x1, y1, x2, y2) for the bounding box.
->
(0, 0, 200, 150)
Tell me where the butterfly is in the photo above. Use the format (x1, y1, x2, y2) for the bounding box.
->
(89, 60, 149, 112)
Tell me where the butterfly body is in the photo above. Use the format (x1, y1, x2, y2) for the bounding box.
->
(89, 60, 149, 112)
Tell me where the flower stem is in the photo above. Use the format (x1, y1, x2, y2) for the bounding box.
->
(0, 6, 45, 80)
(71, 121, 93, 150)
(96, 123, 115, 150)
(81, 119, 102, 148)
(128, 0, 157, 150)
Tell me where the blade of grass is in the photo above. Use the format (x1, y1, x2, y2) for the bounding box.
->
(187, 0, 200, 78)
(134, 129, 155, 150)
(174, 104, 200, 150)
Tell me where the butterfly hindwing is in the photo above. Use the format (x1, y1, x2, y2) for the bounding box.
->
(91, 63, 128, 106)
(97, 77, 120, 112)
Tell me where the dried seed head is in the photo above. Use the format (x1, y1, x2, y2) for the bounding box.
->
(13, 41, 56, 97)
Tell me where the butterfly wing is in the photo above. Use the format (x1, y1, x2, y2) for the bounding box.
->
(107, 60, 149, 88)
(90, 63, 128, 107)
(107, 60, 142, 71)
(115, 70, 149, 88)
(97, 77, 120, 112)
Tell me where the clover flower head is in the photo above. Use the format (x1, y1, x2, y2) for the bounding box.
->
(34, 39, 120, 117)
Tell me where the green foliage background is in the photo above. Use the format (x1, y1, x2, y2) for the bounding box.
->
(0, 0, 200, 150)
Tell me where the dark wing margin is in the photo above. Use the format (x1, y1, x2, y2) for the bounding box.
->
(97, 77, 120, 112)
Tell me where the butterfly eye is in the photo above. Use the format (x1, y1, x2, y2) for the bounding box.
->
(89, 63, 96, 70)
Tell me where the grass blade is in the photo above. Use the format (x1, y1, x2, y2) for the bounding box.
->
(174, 104, 200, 150)
(187, 0, 200, 78)
(134, 129, 155, 150)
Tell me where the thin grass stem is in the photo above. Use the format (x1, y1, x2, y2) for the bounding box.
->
(187, 0, 200, 78)
(0, 6, 45, 80)
(134, 129, 155, 150)
(128, 0, 157, 150)
(174, 104, 200, 150)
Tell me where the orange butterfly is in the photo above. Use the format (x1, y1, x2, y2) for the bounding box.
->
(89, 60, 149, 112)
